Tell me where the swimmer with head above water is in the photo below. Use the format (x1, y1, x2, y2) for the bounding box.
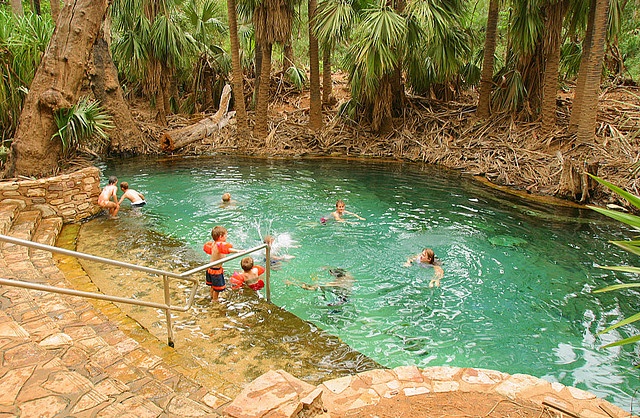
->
(321, 200, 365, 224)
(405, 248, 444, 288)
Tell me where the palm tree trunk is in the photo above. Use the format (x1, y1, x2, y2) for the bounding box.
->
(575, 0, 609, 143)
(254, 42, 272, 140)
(477, 0, 499, 119)
(308, 0, 322, 131)
(569, 0, 596, 132)
(541, 0, 568, 131)
(227, 0, 249, 137)
(32, 0, 41, 15)
(283, 41, 294, 70)
(253, 42, 262, 109)
(322, 46, 333, 105)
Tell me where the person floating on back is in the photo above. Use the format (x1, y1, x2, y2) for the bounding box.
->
(230, 256, 266, 291)
(405, 248, 444, 288)
(98, 176, 120, 219)
(330, 199, 366, 222)
(118, 182, 146, 208)
(204, 226, 240, 302)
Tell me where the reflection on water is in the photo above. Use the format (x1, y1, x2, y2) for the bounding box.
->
(75, 156, 640, 410)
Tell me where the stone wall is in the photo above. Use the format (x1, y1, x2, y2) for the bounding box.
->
(0, 166, 102, 223)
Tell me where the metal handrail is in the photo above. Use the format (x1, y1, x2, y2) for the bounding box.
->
(0, 234, 270, 347)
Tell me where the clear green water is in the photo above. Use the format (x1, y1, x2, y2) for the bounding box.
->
(96, 156, 639, 408)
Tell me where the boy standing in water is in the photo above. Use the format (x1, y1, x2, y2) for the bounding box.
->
(405, 248, 444, 287)
(98, 176, 119, 218)
(331, 199, 366, 222)
(205, 226, 240, 302)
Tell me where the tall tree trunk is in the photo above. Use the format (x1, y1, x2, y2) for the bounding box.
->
(10, 0, 24, 16)
(254, 42, 272, 140)
(574, 0, 609, 143)
(50, 0, 61, 24)
(32, 0, 41, 15)
(322, 46, 333, 105)
(90, 18, 145, 155)
(283, 41, 294, 70)
(541, 0, 568, 131)
(227, 0, 249, 138)
(569, 0, 596, 132)
(253, 42, 262, 109)
(3, 0, 109, 178)
(390, 0, 405, 115)
(308, 0, 322, 131)
(477, 0, 499, 119)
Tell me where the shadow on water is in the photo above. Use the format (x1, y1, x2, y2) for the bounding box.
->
(71, 212, 380, 387)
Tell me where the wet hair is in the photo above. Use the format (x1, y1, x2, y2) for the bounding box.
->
(336, 199, 345, 207)
(211, 226, 228, 240)
(222, 193, 231, 202)
(108, 176, 118, 185)
(263, 235, 274, 245)
(120, 182, 129, 191)
(422, 248, 435, 263)
(241, 257, 254, 272)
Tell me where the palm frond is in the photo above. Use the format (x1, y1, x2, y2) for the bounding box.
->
(52, 98, 114, 156)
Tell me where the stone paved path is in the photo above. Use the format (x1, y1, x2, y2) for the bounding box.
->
(0, 201, 231, 417)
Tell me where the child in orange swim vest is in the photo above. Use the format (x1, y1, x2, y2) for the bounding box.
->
(230, 257, 266, 291)
(204, 226, 240, 302)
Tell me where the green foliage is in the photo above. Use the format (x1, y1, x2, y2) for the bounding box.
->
(0, 9, 53, 141)
(52, 97, 114, 157)
(285, 65, 308, 91)
(618, 0, 640, 80)
(587, 175, 640, 349)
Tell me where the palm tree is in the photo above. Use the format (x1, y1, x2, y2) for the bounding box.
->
(252, 0, 293, 140)
(570, 0, 610, 142)
(476, 0, 499, 119)
(309, 0, 323, 131)
(541, 0, 569, 131)
(227, 0, 250, 137)
(112, 0, 194, 126)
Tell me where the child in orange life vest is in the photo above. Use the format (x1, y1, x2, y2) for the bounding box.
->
(203, 226, 240, 302)
(230, 257, 266, 291)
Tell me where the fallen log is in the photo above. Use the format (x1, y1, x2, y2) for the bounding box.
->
(160, 84, 235, 153)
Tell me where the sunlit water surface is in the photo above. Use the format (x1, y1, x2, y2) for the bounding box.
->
(76, 156, 639, 408)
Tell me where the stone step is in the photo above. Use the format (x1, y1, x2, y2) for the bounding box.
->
(0, 200, 25, 236)
(9, 209, 42, 242)
(32, 217, 63, 247)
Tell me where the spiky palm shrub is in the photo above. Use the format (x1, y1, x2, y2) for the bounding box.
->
(285, 64, 308, 91)
(587, 175, 640, 349)
(0, 9, 53, 142)
(52, 97, 114, 158)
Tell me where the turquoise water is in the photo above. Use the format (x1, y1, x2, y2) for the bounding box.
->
(99, 156, 639, 409)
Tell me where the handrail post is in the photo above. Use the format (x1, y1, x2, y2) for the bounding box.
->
(163, 274, 175, 348)
(265, 245, 271, 303)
